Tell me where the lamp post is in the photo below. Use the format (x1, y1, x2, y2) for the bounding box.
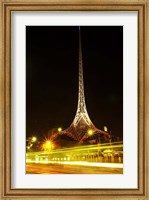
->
(58, 127, 62, 132)
(87, 129, 93, 136)
(32, 136, 37, 142)
(26, 136, 37, 152)
(42, 140, 54, 152)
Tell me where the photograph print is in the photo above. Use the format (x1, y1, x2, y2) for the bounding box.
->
(26, 26, 123, 174)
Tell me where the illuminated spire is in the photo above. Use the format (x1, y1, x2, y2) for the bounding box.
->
(50, 28, 109, 142)
(72, 26, 92, 128)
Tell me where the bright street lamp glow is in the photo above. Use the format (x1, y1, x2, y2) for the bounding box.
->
(58, 127, 62, 132)
(46, 141, 51, 146)
(42, 140, 53, 151)
(32, 136, 37, 142)
(88, 129, 93, 136)
(104, 126, 108, 132)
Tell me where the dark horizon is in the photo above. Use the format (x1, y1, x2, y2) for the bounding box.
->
(26, 26, 123, 139)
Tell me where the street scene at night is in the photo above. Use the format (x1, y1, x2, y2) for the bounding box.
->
(26, 142, 123, 174)
(26, 26, 123, 174)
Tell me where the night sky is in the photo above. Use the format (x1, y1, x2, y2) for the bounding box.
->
(26, 26, 123, 139)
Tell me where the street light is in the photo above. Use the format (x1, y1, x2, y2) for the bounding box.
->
(42, 140, 53, 151)
(88, 129, 93, 136)
(58, 127, 62, 132)
(104, 126, 108, 132)
(32, 136, 37, 142)
(46, 140, 51, 146)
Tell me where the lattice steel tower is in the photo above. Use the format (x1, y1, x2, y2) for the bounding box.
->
(51, 27, 108, 143)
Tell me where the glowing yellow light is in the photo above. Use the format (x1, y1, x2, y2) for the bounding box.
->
(46, 141, 51, 146)
(58, 127, 62, 132)
(42, 140, 53, 151)
(88, 129, 93, 136)
(104, 126, 108, 132)
(32, 136, 37, 142)
(27, 146, 30, 149)
(26, 160, 123, 169)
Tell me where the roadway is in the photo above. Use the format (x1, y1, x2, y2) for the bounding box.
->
(26, 162, 123, 174)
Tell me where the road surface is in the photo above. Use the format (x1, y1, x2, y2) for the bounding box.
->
(26, 162, 123, 174)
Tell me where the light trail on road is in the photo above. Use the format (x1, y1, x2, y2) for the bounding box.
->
(26, 141, 123, 156)
(26, 160, 123, 168)
(26, 142, 123, 174)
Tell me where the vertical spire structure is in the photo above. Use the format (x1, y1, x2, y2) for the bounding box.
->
(78, 27, 86, 113)
(50, 27, 109, 143)
(72, 27, 92, 127)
